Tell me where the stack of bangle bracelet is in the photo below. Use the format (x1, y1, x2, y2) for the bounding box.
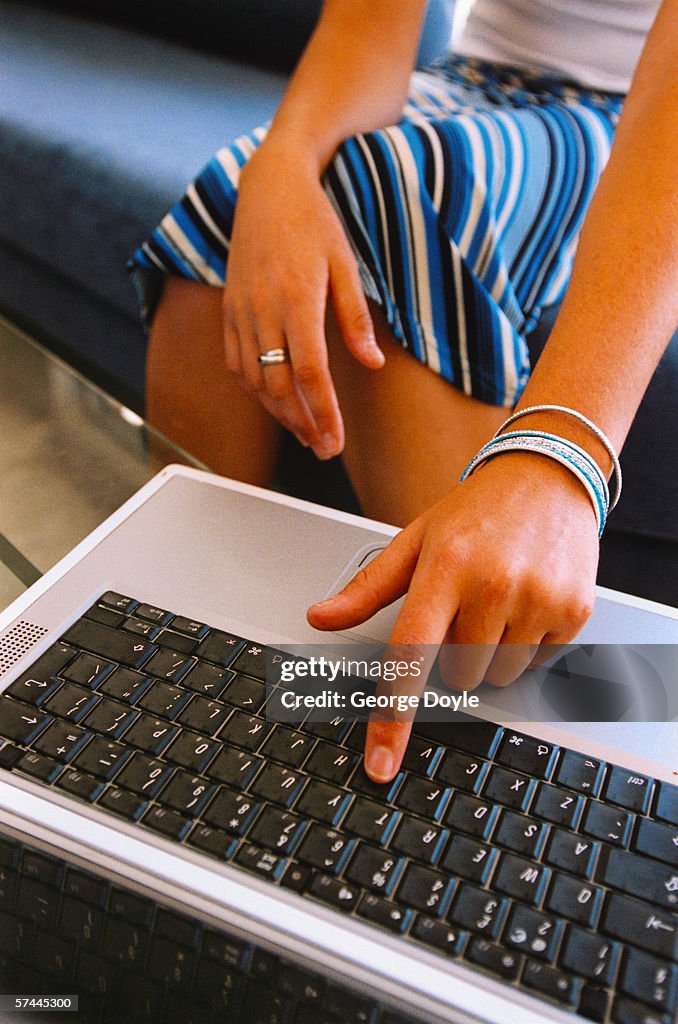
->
(460, 405, 622, 538)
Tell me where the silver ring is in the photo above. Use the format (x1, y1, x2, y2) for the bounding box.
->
(257, 347, 289, 367)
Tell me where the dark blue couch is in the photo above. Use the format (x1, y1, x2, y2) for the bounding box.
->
(0, 0, 675, 604)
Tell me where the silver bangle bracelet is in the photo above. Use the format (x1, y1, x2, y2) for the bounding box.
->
(496, 404, 622, 510)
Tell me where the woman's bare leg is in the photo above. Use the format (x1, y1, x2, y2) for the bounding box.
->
(327, 302, 509, 526)
(146, 278, 283, 484)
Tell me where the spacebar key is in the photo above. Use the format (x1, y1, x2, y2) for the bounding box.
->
(63, 619, 157, 668)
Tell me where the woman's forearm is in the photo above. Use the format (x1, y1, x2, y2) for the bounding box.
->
(515, 0, 678, 468)
(262, 0, 429, 171)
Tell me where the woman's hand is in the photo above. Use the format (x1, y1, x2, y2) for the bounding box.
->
(223, 140, 384, 459)
(307, 454, 600, 781)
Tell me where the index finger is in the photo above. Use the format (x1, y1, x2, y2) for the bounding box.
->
(365, 551, 459, 782)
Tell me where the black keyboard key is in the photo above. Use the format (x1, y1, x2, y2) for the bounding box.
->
(304, 741, 357, 785)
(201, 929, 246, 968)
(146, 933, 195, 988)
(304, 714, 353, 745)
(394, 775, 449, 820)
(619, 947, 677, 1014)
(397, 863, 454, 916)
(309, 874, 359, 912)
(602, 893, 678, 960)
(556, 749, 606, 796)
(186, 825, 237, 860)
(483, 766, 535, 812)
(503, 903, 561, 961)
(134, 603, 172, 626)
(207, 747, 261, 788)
(579, 986, 609, 1022)
(448, 883, 507, 939)
(411, 915, 466, 955)
(444, 792, 499, 839)
(201, 787, 259, 835)
(33, 720, 89, 761)
(73, 736, 130, 778)
(493, 853, 550, 905)
(159, 771, 213, 816)
(546, 873, 602, 926)
(137, 680, 190, 718)
(560, 924, 620, 985)
(0, 698, 50, 744)
(98, 786, 147, 821)
(602, 847, 678, 909)
(122, 616, 161, 640)
(57, 768, 104, 802)
(234, 843, 285, 880)
(522, 960, 580, 1006)
(249, 764, 306, 807)
(109, 888, 155, 927)
(348, 763, 403, 801)
(171, 616, 209, 639)
(583, 801, 633, 846)
(176, 695, 229, 735)
(221, 674, 266, 712)
(85, 603, 126, 627)
(154, 630, 198, 654)
(21, 849, 62, 885)
(260, 726, 314, 768)
(533, 783, 584, 829)
(606, 767, 653, 814)
(63, 652, 115, 688)
(281, 862, 311, 893)
(114, 752, 173, 796)
(231, 642, 274, 681)
(124, 713, 179, 755)
(634, 819, 678, 867)
(165, 730, 220, 772)
(249, 807, 305, 854)
(9, 641, 75, 689)
(545, 828, 599, 879)
(295, 779, 350, 826)
(655, 782, 678, 826)
(62, 618, 157, 668)
(32, 927, 76, 977)
(182, 662, 233, 698)
(342, 797, 398, 843)
(15, 875, 60, 926)
(0, 742, 22, 768)
(297, 825, 353, 874)
(101, 916, 149, 966)
(64, 867, 108, 906)
(144, 647, 195, 683)
(612, 999, 672, 1024)
(466, 937, 522, 980)
(218, 711, 270, 751)
(143, 804, 192, 840)
(16, 750, 62, 783)
(400, 736, 442, 777)
(494, 810, 548, 858)
(440, 834, 497, 884)
(99, 591, 137, 613)
(390, 816, 448, 865)
(344, 844, 403, 895)
(435, 748, 488, 793)
(495, 731, 558, 779)
(97, 667, 151, 704)
(196, 630, 246, 667)
(7, 672, 62, 706)
(82, 698, 135, 738)
(59, 894, 103, 945)
(357, 893, 411, 933)
(44, 681, 98, 722)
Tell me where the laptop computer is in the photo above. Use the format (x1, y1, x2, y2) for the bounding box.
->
(0, 464, 676, 1024)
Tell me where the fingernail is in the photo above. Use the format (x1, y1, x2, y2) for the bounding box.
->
(365, 744, 395, 782)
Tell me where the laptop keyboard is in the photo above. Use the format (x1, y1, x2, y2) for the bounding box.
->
(0, 592, 676, 1024)
(0, 828, 413, 1024)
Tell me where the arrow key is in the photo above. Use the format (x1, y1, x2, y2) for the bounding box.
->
(0, 697, 50, 744)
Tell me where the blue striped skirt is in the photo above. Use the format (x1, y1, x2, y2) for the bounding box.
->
(130, 55, 624, 406)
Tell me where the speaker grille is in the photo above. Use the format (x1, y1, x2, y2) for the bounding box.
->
(0, 621, 49, 677)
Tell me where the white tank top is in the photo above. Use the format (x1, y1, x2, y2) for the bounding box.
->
(457, 0, 661, 92)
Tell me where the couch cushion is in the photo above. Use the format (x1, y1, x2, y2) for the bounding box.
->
(34, 0, 455, 73)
